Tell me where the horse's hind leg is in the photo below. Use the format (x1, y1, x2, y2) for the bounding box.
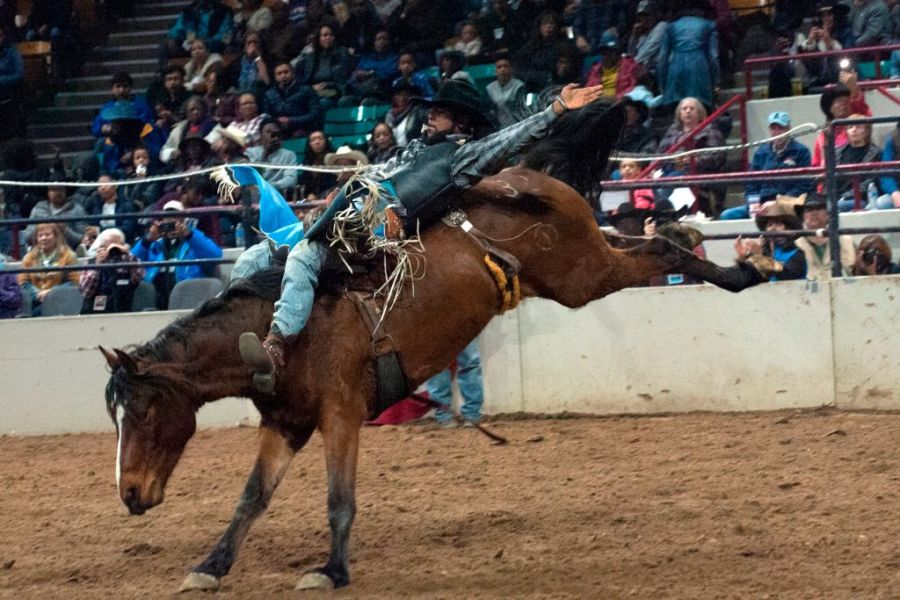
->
(296, 401, 364, 590)
(180, 424, 312, 592)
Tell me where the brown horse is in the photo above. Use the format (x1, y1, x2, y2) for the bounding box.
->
(101, 105, 767, 592)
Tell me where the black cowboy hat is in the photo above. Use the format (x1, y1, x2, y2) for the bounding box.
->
(391, 79, 422, 96)
(795, 192, 828, 216)
(413, 79, 491, 127)
(650, 198, 690, 223)
(178, 133, 211, 153)
(819, 83, 851, 120)
(621, 95, 649, 123)
(606, 201, 651, 228)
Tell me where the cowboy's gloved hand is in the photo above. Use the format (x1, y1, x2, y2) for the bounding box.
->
(554, 83, 605, 114)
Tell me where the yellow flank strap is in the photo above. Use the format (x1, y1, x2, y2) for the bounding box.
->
(484, 254, 521, 313)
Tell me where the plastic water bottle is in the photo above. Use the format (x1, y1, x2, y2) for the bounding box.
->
(234, 223, 245, 247)
(866, 182, 878, 209)
(747, 194, 761, 217)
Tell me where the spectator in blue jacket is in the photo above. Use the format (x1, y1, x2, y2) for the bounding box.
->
(91, 72, 156, 140)
(0, 252, 22, 319)
(720, 111, 812, 220)
(262, 62, 322, 139)
(163, 0, 234, 63)
(347, 29, 399, 102)
(392, 50, 435, 100)
(878, 123, 900, 209)
(131, 199, 223, 309)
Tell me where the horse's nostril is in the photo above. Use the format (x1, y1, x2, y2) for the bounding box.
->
(124, 486, 141, 511)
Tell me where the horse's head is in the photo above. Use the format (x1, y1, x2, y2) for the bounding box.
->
(100, 346, 197, 515)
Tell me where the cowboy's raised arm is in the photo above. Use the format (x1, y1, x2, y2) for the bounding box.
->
(450, 83, 604, 183)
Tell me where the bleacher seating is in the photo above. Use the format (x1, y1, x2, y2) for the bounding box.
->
(323, 105, 390, 150)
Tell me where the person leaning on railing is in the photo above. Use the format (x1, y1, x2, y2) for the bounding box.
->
(17, 223, 80, 316)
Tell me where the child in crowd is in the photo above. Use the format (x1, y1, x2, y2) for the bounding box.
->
(453, 22, 483, 59)
(619, 158, 655, 209)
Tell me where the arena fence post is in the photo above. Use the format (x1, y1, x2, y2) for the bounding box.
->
(824, 125, 841, 279)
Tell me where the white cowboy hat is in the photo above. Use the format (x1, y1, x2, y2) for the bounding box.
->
(324, 145, 369, 166)
(219, 124, 248, 148)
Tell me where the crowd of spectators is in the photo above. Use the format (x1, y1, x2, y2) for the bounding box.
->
(1, 0, 900, 317)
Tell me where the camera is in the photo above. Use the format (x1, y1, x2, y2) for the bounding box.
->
(863, 247, 881, 263)
(107, 247, 124, 262)
(158, 221, 177, 234)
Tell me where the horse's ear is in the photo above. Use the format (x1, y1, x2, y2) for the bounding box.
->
(114, 349, 139, 373)
(99, 346, 119, 369)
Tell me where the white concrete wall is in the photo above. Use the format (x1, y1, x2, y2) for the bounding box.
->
(2, 276, 898, 435)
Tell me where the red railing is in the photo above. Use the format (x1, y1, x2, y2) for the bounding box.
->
(743, 43, 900, 99)
(637, 93, 747, 180)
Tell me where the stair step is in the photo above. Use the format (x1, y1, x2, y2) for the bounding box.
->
(34, 105, 104, 123)
(37, 150, 85, 169)
(64, 72, 156, 93)
(108, 29, 168, 46)
(81, 58, 159, 77)
(141, 1, 190, 10)
(54, 88, 147, 107)
(120, 14, 179, 30)
(33, 135, 96, 155)
(90, 43, 162, 63)
(28, 121, 93, 137)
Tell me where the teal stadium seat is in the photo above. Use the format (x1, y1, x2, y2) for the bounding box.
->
(323, 104, 390, 149)
(463, 63, 496, 95)
(282, 137, 307, 162)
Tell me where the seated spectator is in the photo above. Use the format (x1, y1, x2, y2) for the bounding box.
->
(657, 0, 718, 109)
(720, 111, 812, 220)
(585, 32, 643, 100)
(223, 30, 271, 96)
(486, 53, 526, 128)
(434, 50, 476, 87)
(299, 130, 336, 199)
(628, 1, 667, 74)
(618, 159, 655, 209)
(791, 3, 847, 89)
(340, 0, 380, 53)
(836, 114, 888, 211)
(91, 73, 155, 140)
(394, 0, 456, 56)
(347, 29, 399, 103)
(514, 10, 578, 92)
(246, 118, 299, 195)
(146, 65, 190, 132)
(733, 201, 807, 281)
(82, 176, 138, 241)
(392, 50, 435, 100)
(571, 0, 629, 55)
(324, 145, 369, 187)
(160, 95, 219, 165)
(812, 76, 871, 167)
(230, 0, 272, 37)
(366, 121, 399, 163)
(131, 200, 223, 310)
(79, 228, 144, 314)
(202, 65, 237, 125)
(657, 97, 725, 176)
(267, 0, 304, 65)
(878, 121, 900, 209)
(18, 223, 80, 314)
(22, 0, 76, 82)
(0, 252, 21, 318)
(794, 193, 856, 280)
(384, 81, 426, 148)
(75, 226, 99, 257)
(207, 93, 265, 147)
(24, 184, 85, 248)
(606, 202, 648, 236)
(0, 138, 49, 221)
(184, 38, 224, 93)
(263, 62, 322, 139)
(292, 23, 353, 109)
(176, 136, 215, 173)
(92, 101, 166, 179)
(849, 0, 892, 46)
(0, 27, 25, 142)
(145, 177, 218, 239)
(614, 96, 657, 155)
(453, 21, 483, 59)
(478, 0, 529, 56)
(212, 124, 250, 163)
(163, 0, 234, 62)
(121, 147, 162, 211)
(852, 234, 900, 276)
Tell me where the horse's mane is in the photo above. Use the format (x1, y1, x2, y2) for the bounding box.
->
(522, 100, 625, 198)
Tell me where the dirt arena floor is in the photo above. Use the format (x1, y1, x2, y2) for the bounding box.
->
(3, 409, 900, 599)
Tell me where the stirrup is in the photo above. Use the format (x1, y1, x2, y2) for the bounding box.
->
(239, 332, 277, 393)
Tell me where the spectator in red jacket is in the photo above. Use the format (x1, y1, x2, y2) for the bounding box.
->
(585, 31, 643, 99)
(811, 73, 871, 168)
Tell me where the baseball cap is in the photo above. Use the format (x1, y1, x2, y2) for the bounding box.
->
(598, 31, 619, 50)
(163, 200, 185, 211)
(767, 111, 791, 127)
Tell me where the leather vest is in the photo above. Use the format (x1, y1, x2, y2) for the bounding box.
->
(388, 139, 464, 235)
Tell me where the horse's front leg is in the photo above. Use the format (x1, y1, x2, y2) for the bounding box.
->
(296, 403, 363, 590)
(180, 424, 309, 592)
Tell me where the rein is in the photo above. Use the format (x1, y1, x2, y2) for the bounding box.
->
(442, 210, 523, 313)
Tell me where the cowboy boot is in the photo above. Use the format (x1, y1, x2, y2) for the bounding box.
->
(239, 331, 286, 394)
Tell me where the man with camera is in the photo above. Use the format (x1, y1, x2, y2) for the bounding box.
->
(131, 200, 223, 309)
(79, 228, 144, 314)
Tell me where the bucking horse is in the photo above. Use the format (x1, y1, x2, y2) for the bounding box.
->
(100, 101, 768, 592)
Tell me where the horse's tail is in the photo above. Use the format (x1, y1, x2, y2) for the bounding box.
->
(522, 100, 625, 198)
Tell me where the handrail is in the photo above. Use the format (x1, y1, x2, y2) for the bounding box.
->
(743, 42, 900, 99)
(637, 93, 745, 179)
(875, 86, 900, 106)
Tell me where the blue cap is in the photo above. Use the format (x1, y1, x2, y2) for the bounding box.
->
(767, 111, 790, 127)
(599, 31, 619, 50)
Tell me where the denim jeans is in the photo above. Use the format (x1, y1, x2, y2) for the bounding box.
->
(271, 239, 330, 339)
(424, 338, 484, 424)
(837, 194, 894, 212)
(719, 204, 750, 220)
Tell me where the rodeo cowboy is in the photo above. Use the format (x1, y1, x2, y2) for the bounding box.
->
(226, 79, 604, 392)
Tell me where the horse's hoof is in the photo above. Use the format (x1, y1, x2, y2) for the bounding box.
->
(295, 571, 335, 591)
(179, 571, 220, 592)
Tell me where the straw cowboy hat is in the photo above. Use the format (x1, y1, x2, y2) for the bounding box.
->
(324, 145, 369, 166)
(755, 200, 802, 231)
(219, 124, 249, 148)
